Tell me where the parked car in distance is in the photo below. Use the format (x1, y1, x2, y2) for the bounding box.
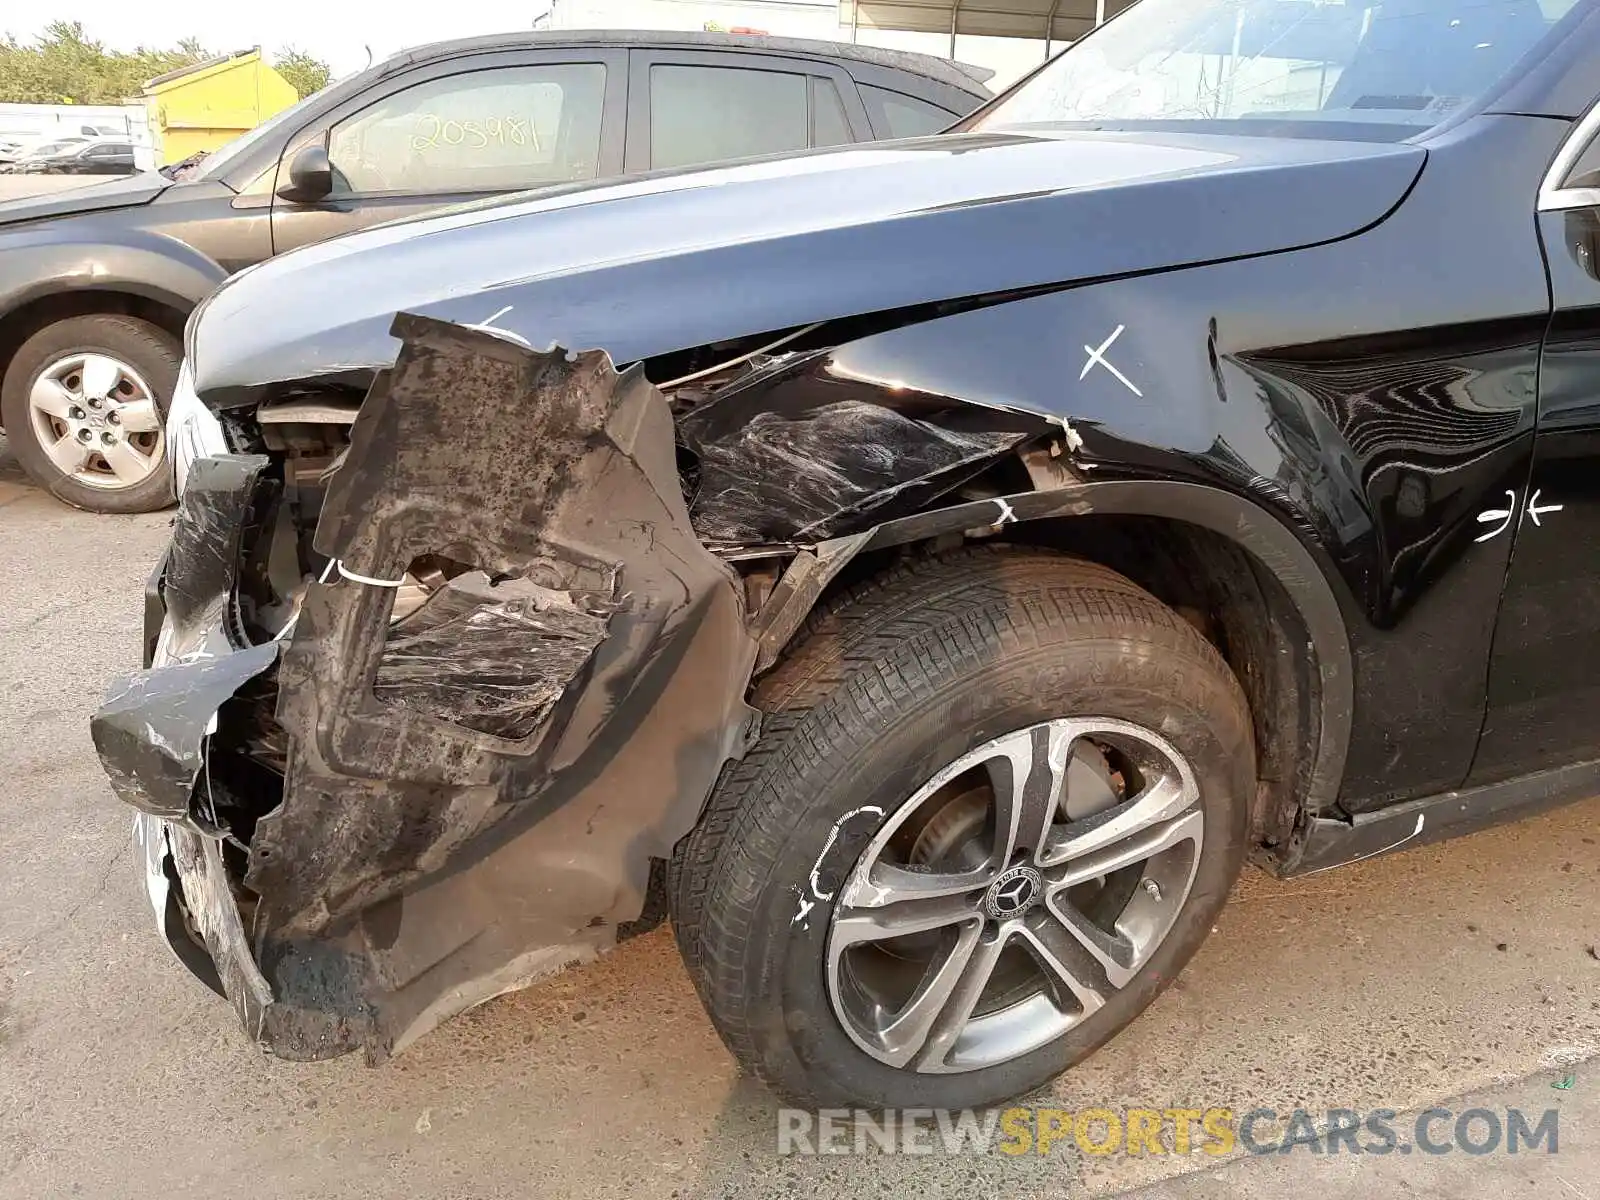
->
(0, 125, 124, 164)
(94, 0, 1600, 1112)
(0, 136, 88, 170)
(0, 30, 990, 514)
(13, 138, 136, 175)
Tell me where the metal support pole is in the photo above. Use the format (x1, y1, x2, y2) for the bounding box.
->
(1095, 0, 1106, 25)
(851, 0, 860, 43)
(949, 0, 963, 59)
(1045, 0, 1064, 58)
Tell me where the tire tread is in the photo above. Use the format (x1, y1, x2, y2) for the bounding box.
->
(669, 545, 1249, 1103)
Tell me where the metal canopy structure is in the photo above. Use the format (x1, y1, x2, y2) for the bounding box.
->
(840, 0, 1140, 53)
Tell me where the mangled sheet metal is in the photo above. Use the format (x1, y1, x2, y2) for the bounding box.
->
(675, 353, 1052, 545)
(372, 571, 617, 740)
(94, 315, 758, 1061)
(92, 454, 281, 823)
(683, 400, 1024, 542)
(262, 314, 756, 934)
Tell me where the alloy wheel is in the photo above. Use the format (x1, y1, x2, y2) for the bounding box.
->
(826, 718, 1204, 1074)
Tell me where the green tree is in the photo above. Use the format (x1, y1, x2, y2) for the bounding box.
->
(0, 21, 211, 104)
(273, 47, 331, 100)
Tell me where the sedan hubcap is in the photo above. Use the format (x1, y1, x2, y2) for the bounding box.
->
(28, 352, 163, 489)
(826, 718, 1204, 1074)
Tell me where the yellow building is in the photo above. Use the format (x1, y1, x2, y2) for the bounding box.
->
(143, 49, 299, 166)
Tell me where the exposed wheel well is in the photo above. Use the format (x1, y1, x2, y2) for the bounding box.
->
(0, 291, 188, 426)
(804, 516, 1320, 862)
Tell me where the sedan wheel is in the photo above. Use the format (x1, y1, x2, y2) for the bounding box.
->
(671, 547, 1254, 1108)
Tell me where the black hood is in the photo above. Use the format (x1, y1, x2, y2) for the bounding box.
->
(0, 171, 168, 227)
(191, 129, 1425, 399)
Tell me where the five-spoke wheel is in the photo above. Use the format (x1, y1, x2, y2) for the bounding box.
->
(672, 548, 1254, 1108)
(828, 718, 1203, 1074)
(27, 351, 164, 491)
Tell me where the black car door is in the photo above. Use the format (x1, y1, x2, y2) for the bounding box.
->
(622, 48, 872, 174)
(1470, 104, 1600, 784)
(271, 48, 627, 255)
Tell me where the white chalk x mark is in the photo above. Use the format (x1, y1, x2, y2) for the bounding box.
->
(463, 304, 534, 348)
(1079, 324, 1143, 397)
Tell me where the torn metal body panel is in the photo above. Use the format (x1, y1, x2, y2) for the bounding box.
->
(92, 454, 280, 825)
(677, 351, 1056, 544)
(683, 399, 1026, 543)
(372, 572, 615, 740)
(94, 317, 758, 1061)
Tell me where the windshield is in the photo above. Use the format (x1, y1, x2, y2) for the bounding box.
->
(974, 0, 1582, 136)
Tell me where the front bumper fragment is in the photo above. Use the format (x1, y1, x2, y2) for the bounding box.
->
(94, 316, 758, 1062)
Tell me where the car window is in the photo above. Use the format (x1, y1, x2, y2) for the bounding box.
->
(1562, 132, 1600, 190)
(860, 85, 957, 138)
(649, 65, 810, 169)
(813, 78, 853, 148)
(329, 63, 607, 195)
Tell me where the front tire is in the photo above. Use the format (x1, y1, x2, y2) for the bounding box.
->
(670, 547, 1254, 1108)
(2, 315, 179, 514)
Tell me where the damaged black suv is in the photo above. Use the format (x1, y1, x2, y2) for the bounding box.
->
(95, 0, 1600, 1109)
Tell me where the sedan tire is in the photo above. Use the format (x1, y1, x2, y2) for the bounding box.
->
(670, 546, 1254, 1108)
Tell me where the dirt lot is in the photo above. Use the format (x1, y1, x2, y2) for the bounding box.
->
(1, 392, 1597, 1194)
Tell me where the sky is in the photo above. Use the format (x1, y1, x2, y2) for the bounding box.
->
(6, 0, 1052, 86)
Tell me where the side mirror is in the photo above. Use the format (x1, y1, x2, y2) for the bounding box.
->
(277, 144, 332, 202)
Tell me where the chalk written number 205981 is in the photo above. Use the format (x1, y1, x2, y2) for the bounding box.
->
(411, 114, 539, 153)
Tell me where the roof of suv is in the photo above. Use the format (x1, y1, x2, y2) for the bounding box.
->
(384, 29, 995, 94)
(171, 27, 995, 192)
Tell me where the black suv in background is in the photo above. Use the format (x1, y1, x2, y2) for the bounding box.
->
(0, 30, 989, 513)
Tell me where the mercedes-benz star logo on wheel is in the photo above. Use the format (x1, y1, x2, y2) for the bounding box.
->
(983, 865, 1045, 920)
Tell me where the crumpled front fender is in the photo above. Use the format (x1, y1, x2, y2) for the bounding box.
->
(95, 316, 759, 1061)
